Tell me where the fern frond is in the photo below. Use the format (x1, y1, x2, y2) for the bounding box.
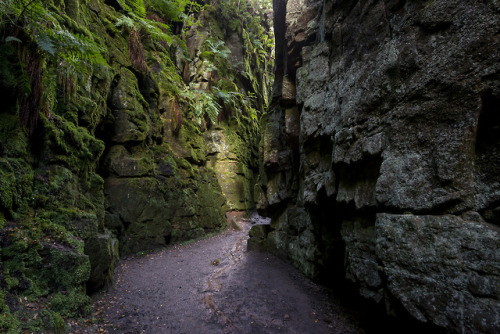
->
(5, 36, 22, 43)
(115, 15, 136, 28)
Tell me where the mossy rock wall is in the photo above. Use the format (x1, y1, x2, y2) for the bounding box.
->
(0, 0, 271, 331)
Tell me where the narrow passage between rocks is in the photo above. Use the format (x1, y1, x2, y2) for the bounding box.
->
(87, 216, 363, 334)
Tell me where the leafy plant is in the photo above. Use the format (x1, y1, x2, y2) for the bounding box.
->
(146, 0, 194, 22)
(0, 0, 107, 132)
(210, 0, 274, 111)
(116, 11, 174, 47)
(181, 85, 221, 126)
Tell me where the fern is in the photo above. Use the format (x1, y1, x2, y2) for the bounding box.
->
(206, 40, 230, 59)
(115, 10, 174, 48)
(5, 36, 22, 43)
(115, 15, 136, 29)
(181, 86, 221, 126)
(1, 0, 106, 67)
(116, 0, 147, 18)
(146, 0, 193, 22)
(0, 0, 108, 133)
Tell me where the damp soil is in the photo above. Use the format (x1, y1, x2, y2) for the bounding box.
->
(74, 216, 367, 334)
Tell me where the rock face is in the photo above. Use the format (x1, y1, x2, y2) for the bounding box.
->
(253, 0, 500, 332)
(0, 0, 271, 330)
(205, 128, 256, 211)
(100, 67, 229, 256)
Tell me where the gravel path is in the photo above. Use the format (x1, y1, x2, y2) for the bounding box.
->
(84, 216, 364, 334)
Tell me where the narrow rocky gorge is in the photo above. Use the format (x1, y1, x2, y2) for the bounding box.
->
(0, 0, 499, 333)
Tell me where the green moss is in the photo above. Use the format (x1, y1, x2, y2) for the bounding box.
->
(50, 288, 91, 318)
(0, 113, 29, 158)
(179, 121, 207, 165)
(0, 289, 20, 333)
(0, 158, 34, 217)
(86, 173, 106, 224)
(39, 208, 98, 243)
(0, 0, 272, 329)
(22, 309, 66, 333)
(32, 165, 78, 210)
(40, 115, 105, 173)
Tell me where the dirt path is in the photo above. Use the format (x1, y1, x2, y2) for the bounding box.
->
(83, 216, 364, 334)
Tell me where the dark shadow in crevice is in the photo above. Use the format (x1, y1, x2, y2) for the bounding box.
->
(475, 89, 500, 226)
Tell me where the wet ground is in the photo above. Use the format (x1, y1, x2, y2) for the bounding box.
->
(73, 215, 365, 333)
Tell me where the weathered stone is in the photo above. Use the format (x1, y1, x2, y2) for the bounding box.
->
(300, 147, 336, 205)
(110, 68, 146, 111)
(110, 109, 149, 143)
(282, 76, 297, 107)
(376, 214, 500, 333)
(104, 177, 174, 255)
(266, 171, 296, 207)
(247, 224, 270, 252)
(211, 160, 252, 211)
(262, 111, 282, 168)
(205, 126, 256, 211)
(204, 130, 227, 155)
(85, 231, 119, 292)
(285, 0, 323, 74)
(259, 0, 500, 332)
(284, 107, 300, 149)
(46, 245, 91, 290)
(266, 207, 319, 279)
(227, 32, 244, 72)
(341, 218, 383, 302)
(103, 145, 154, 177)
(0, 0, 269, 328)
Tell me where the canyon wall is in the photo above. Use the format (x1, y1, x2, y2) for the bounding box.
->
(254, 0, 500, 332)
(0, 0, 271, 330)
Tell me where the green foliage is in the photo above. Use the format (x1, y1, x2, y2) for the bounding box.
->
(115, 0, 191, 50)
(0, 1, 106, 65)
(22, 309, 66, 333)
(41, 114, 105, 174)
(214, 0, 274, 110)
(51, 289, 91, 317)
(0, 158, 34, 217)
(205, 39, 230, 59)
(121, 0, 147, 18)
(181, 85, 221, 125)
(146, 0, 194, 22)
(116, 11, 174, 47)
(0, 39, 24, 93)
(0, 0, 108, 131)
(199, 38, 231, 75)
(0, 289, 20, 333)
